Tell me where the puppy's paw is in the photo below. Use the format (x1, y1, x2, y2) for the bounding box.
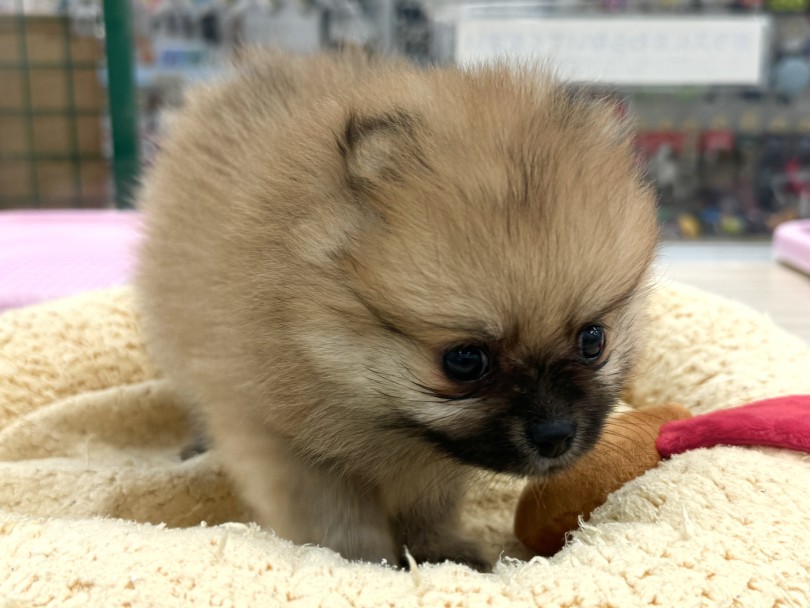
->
(325, 523, 400, 567)
(180, 433, 209, 460)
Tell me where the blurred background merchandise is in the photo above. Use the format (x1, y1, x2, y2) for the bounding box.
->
(3, 0, 810, 238)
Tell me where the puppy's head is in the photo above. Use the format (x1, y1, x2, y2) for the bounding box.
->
(290, 66, 658, 476)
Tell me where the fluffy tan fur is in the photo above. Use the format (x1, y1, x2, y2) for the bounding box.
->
(136, 49, 658, 569)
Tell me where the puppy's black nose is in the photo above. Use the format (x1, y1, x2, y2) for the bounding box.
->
(528, 421, 576, 459)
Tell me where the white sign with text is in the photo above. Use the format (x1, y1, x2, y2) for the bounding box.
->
(455, 17, 770, 86)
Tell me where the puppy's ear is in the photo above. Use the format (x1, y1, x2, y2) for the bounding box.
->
(561, 85, 633, 146)
(338, 108, 426, 191)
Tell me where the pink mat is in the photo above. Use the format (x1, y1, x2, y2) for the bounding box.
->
(774, 219, 810, 277)
(0, 210, 142, 312)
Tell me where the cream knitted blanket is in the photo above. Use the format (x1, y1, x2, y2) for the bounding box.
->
(2, 281, 810, 606)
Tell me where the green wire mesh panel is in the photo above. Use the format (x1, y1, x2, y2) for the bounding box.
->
(0, 1, 139, 209)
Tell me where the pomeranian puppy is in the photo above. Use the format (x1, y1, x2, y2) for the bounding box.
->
(136, 49, 658, 570)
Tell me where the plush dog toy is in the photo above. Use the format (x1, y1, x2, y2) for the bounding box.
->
(514, 395, 810, 556)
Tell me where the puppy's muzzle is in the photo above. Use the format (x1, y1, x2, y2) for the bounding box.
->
(527, 420, 576, 459)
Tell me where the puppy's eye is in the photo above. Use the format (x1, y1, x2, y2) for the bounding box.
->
(442, 345, 490, 383)
(577, 325, 605, 362)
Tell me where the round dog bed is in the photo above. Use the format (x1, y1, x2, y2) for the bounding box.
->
(1, 280, 809, 606)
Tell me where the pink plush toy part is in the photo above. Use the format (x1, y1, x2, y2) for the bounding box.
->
(657, 394, 810, 458)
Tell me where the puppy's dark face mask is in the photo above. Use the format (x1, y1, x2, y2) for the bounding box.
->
(379, 324, 630, 477)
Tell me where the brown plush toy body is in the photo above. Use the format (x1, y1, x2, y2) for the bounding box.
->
(514, 404, 693, 556)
